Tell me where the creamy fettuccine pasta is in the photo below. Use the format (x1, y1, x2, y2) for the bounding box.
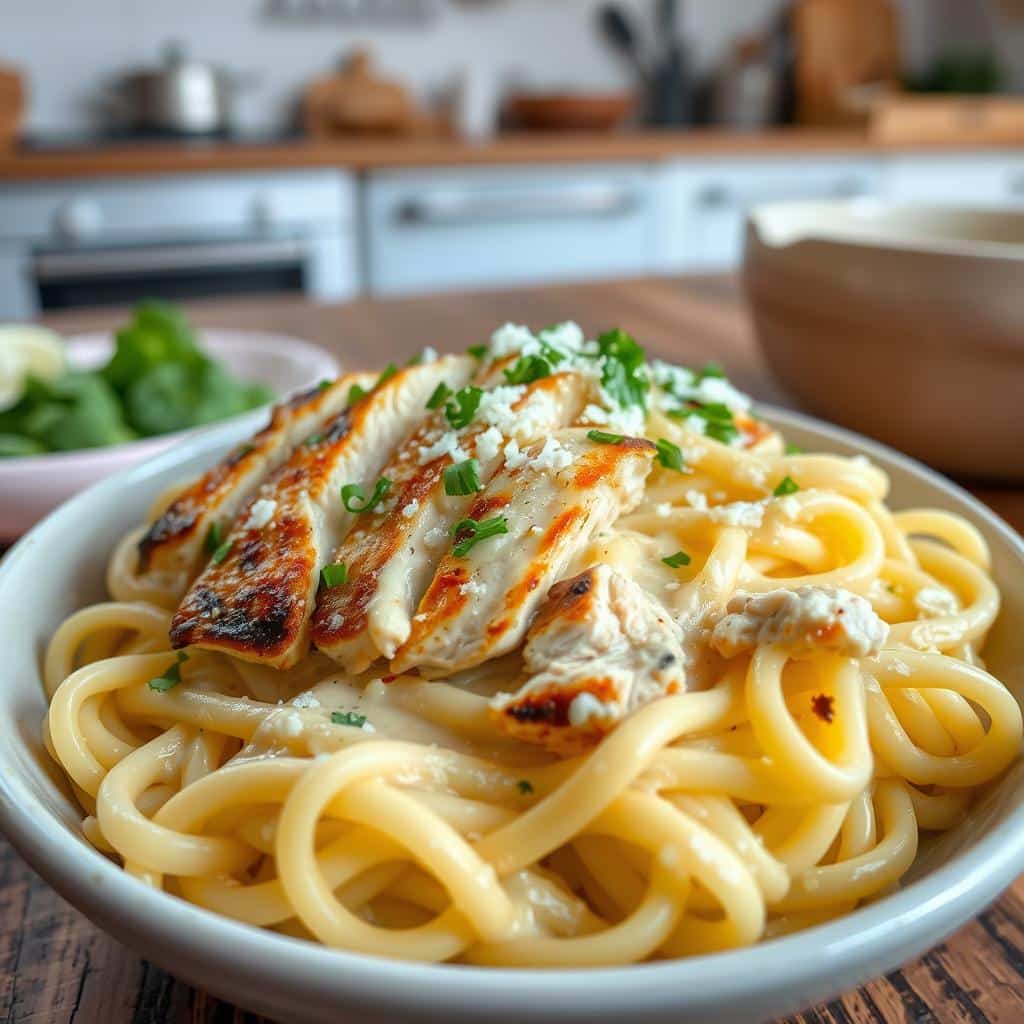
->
(43, 321, 1022, 966)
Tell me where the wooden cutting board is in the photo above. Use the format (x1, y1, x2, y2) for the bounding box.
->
(0, 66, 24, 150)
(792, 0, 902, 125)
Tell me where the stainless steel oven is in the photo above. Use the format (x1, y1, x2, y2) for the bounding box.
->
(0, 170, 358, 318)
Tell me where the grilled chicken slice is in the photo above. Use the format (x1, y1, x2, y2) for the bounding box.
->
(169, 358, 462, 668)
(312, 371, 589, 672)
(490, 565, 687, 753)
(136, 373, 373, 597)
(390, 428, 655, 677)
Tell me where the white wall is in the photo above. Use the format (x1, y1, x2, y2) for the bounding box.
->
(1, 0, 1017, 136)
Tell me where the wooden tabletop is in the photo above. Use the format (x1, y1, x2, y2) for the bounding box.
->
(3, 275, 1023, 1024)
(2, 128, 1021, 181)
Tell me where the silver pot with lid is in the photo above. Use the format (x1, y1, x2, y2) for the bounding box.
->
(110, 41, 255, 135)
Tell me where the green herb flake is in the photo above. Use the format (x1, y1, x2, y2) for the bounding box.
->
(517, 779, 534, 795)
(426, 381, 453, 411)
(503, 353, 552, 386)
(341, 477, 392, 514)
(317, 378, 332, 391)
(785, 442, 805, 455)
(321, 563, 348, 588)
(596, 328, 649, 410)
(587, 429, 624, 445)
(235, 443, 255, 458)
(406, 352, 424, 366)
(211, 539, 233, 565)
(451, 515, 509, 557)
(147, 651, 188, 693)
(204, 520, 222, 554)
(304, 432, 324, 447)
(376, 363, 398, 388)
(331, 710, 367, 728)
(672, 402, 740, 446)
(696, 361, 726, 381)
(347, 384, 368, 406)
(773, 476, 800, 497)
(467, 344, 489, 360)
(662, 550, 692, 569)
(655, 438, 685, 473)
(443, 458, 483, 497)
(445, 386, 484, 430)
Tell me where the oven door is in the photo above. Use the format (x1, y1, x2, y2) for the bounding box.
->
(32, 236, 310, 310)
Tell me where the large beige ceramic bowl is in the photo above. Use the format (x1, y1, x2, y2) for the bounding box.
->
(743, 200, 1024, 481)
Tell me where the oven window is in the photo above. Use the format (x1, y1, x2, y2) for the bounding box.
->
(38, 263, 305, 310)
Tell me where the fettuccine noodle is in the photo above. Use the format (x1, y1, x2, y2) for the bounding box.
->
(43, 396, 1022, 967)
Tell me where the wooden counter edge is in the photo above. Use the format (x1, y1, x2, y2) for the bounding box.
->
(2, 129, 1023, 181)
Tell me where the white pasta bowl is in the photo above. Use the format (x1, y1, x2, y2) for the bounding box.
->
(0, 407, 1022, 1024)
(0, 329, 340, 538)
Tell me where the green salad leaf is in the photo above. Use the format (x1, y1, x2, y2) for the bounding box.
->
(0, 300, 276, 457)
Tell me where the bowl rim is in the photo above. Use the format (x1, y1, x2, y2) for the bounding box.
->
(746, 198, 1024, 262)
(1, 403, 1023, 1018)
(0, 328, 339, 470)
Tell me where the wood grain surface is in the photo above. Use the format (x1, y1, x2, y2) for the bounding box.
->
(1, 128, 1019, 182)
(3, 275, 1023, 1024)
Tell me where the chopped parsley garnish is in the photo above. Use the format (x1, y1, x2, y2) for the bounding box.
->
(451, 515, 509, 557)
(376, 363, 398, 387)
(445, 386, 484, 429)
(211, 539, 233, 564)
(467, 344, 489, 360)
(596, 328, 649, 410)
(426, 382, 453, 410)
(347, 384, 368, 406)
(695, 361, 726, 381)
(317, 378, 332, 391)
(587, 429, 624, 445)
(148, 651, 188, 693)
(655, 438, 685, 472)
(504, 353, 553, 386)
(773, 476, 800, 497)
(341, 477, 392, 514)
(443, 458, 483, 496)
(406, 352, 424, 366)
(662, 550, 691, 569)
(304, 432, 324, 447)
(235, 443, 255, 458)
(517, 779, 534, 795)
(204, 520, 222, 554)
(785, 442, 805, 455)
(321, 563, 348, 588)
(331, 710, 367, 728)
(671, 401, 739, 445)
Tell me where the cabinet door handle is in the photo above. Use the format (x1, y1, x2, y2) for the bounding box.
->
(395, 184, 638, 226)
(695, 176, 868, 209)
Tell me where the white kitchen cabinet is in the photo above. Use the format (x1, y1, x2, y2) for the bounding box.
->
(655, 156, 882, 273)
(363, 164, 663, 296)
(882, 153, 1024, 206)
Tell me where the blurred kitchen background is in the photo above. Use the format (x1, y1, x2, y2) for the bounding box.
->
(1, 0, 1023, 318)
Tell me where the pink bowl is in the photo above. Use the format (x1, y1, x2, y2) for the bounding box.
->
(0, 329, 340, 538)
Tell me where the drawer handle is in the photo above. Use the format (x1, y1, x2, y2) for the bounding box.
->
(396, 185, 637, 226)
(696, 177, 868, 209)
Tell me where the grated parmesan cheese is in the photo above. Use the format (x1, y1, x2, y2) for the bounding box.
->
(475, 426, 504, 462)
(244, 498, 277, 530)
(419, 431, 469, 466)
